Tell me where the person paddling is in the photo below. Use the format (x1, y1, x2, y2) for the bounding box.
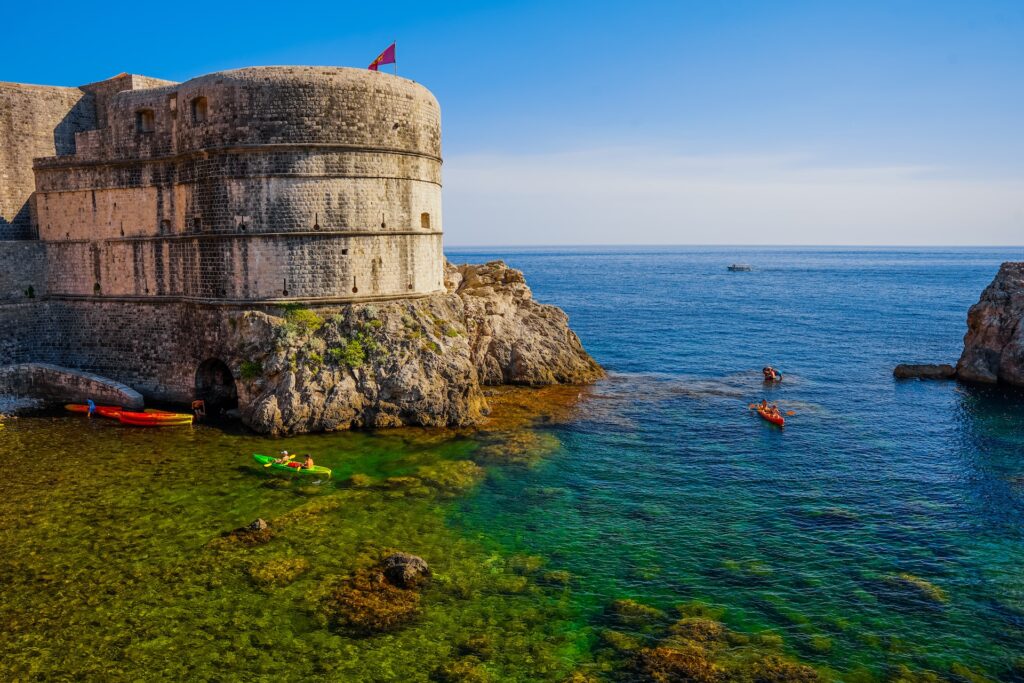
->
(272, 450, 293, 465)
(300, 454, 315, 470)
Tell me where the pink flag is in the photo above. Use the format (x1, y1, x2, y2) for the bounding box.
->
(369, 43, 396, 71)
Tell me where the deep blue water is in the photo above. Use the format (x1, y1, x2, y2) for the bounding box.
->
(446, 247, 1024, 679)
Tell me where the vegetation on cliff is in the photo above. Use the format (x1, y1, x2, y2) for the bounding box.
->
(228, 261, 602, 435)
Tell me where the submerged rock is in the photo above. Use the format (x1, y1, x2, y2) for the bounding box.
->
(893, 364, 957, 380)
(318, 567, 422, 635)
(634, 644, 722, 683)
(247, 556, 309, 588)
(881, 573, 948, 605)
(381, 553, 431, 589)
(957, 262, 1024, 386)
(207, 519, 274, 550)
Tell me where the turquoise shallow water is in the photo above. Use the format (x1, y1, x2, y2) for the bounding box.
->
(450, 247, 1024, 678)
(3, 247, 1024, 680)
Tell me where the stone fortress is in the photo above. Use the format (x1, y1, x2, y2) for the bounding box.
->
(1, 66, 601, 430)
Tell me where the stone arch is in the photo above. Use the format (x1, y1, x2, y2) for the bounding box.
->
(195, 359, 238, 412)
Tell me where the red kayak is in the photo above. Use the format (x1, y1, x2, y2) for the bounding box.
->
(757, 406, 785, 427)
(118, 410, 193, 426)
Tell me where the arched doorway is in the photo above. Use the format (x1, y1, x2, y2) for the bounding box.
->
(195, 359, 238, 414)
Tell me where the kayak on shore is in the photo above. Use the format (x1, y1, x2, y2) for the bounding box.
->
(65, 403, 123, 419)
(118, 410, 194, 426)
(253, 453, 332, 478)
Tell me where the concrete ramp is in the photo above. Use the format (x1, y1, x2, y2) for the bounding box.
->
(0, 362, 144, 409)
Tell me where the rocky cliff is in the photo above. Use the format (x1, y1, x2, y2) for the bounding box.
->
(957, 262, 1024, 386)
(234, 261, 603, 435)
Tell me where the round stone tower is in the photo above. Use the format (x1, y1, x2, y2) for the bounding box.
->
(33, 66, 444, 302)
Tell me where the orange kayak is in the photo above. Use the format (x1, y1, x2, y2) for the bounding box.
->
(757, 407, 785, 427)
(118, 410, 193, 426)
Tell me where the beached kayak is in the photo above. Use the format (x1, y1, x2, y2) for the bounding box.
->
(757, 406, 785, 427)
(253, 454, 332, 478)
(65, 404, 123, 419)
(118, 410, 193, 426)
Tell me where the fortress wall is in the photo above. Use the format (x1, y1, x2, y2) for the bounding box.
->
(37, 300, 196, 400)
(35, 150, 442, 239)
(0, 83, 94, 239)
(0, 303, 46, 364)
(42, 232, 444, 300)
(0, 241, 46, 300)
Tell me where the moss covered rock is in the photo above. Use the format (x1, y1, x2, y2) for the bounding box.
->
(317, 568, 421, 635)
(247, 556, 310, 588)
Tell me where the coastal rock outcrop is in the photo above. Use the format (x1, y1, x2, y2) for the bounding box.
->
(233, 261, 602, 435)
(957, 262, 1024, 386)
(892, 364, 956, 380)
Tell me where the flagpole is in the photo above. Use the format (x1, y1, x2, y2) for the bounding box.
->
(394, 42, 398, 76)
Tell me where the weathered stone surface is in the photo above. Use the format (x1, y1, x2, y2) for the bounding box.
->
(893, 363, 956, 380)
(235, 261, 602, 435)
(452, 261, 605, 386)
(957, 263, 1024, 386)
(0, 362, 144, 409)
(381, 552, 431, 589)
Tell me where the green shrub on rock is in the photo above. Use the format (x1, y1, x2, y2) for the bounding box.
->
(283, 306, 324, 334)
(328, 339, 366, 369)
(240, 360, 263, 381)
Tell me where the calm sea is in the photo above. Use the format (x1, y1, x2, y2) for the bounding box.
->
(3, 247, 1023, 680)
(449, 246, 1024, 676)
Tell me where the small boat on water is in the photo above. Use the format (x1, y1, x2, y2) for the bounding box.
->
(756, 406, 785, 427)
(728, 264, 752, 272)
(253, 454, 332, 478)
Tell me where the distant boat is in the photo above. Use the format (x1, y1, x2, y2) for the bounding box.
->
(727, 264, 752, 272)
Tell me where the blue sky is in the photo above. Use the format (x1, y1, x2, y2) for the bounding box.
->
(6, 1, 1023, 245)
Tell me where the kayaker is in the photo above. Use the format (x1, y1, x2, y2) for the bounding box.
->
(759, 399, 769, 411)
(273, 450, 292, 465)
(301, 454, 315, 470)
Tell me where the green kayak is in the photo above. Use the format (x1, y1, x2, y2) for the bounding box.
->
(253, 454, 332, 478)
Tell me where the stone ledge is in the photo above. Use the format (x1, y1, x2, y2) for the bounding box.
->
(33, 142, 444, 170)
(62, 229, 445, 244)
(42, 289, 444, 306)
(0, 362, 144, 409)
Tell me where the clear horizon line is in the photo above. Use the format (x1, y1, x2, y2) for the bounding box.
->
(443, 243, 1024, 249)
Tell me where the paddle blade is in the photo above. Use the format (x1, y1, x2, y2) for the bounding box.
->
(786, 411, 796, 416)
